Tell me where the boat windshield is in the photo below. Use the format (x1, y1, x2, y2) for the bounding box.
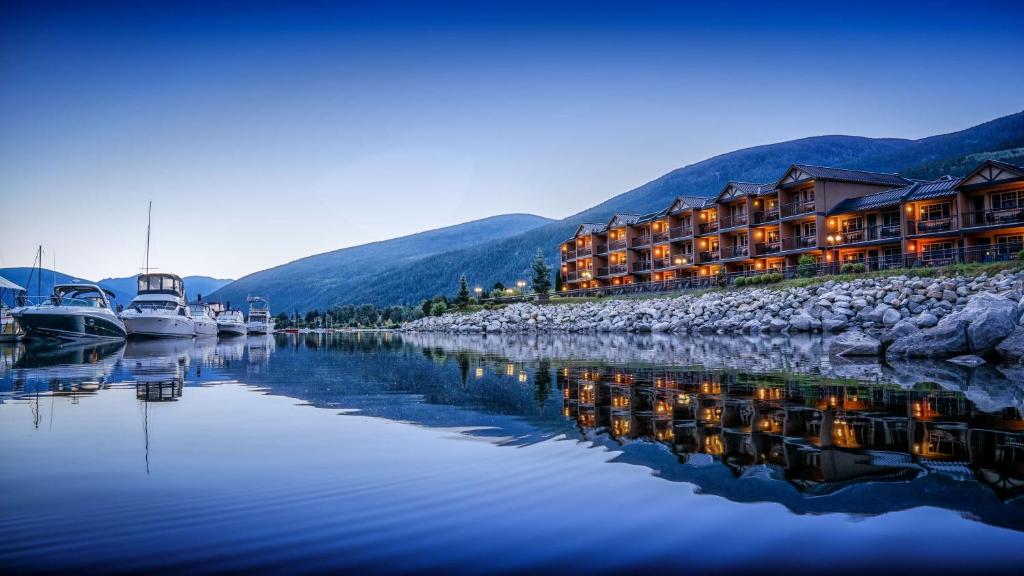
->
(133, 301, 179, 311)
(50, 296, 107, 308)
(188, 304, 209, 316)
(137, 275, 184, 296)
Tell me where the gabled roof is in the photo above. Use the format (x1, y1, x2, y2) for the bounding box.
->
(607, 213, 642, 228)
(666, 195, 712, 214)
(636, 210, 666, 223)
(828, 176, 961, 216)
(775, 164, 910, 189)
(957, 159, 1024, 189)
(573, 223, 605, 237)
(715, 181, 772, 203)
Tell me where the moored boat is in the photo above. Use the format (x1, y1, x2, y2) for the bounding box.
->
(0, 275, 27, 342)
(189, 302, 219, 336)
(216, 309, 247, 336)
(121, 273, 195, 338)
(246, 297, 275, 334)
(13, 284, 126, 341)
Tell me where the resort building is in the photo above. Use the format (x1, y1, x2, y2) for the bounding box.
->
(560, 159, 1024, 292)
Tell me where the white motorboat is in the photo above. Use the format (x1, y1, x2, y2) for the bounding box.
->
(246, 296, 275, 334)
(216, 309, 247, 336)
(121, 273, 195, 338)
(189, 302, 219, 336)
(13, 284, 127, 341)
(0, 275, 26, 342)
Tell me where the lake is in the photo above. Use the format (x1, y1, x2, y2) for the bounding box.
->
(1, 332, 1023, 574)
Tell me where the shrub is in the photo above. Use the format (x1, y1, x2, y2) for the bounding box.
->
(1018, 249, 1024, 261)
(771, 273, 783, 282)
(853, 263, 866, 273)
(430, 301, 448, 316)
(734, 277, 747, 287)
(840, 263, 854, 274)
(797, 254, 817, 278)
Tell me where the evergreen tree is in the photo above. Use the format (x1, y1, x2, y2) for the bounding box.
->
(531, 248, 552, 295)
(457, 274, 470, 305)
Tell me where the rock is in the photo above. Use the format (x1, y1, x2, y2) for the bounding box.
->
(947, 355, 986, 367)
(961, 293, 1018, 354)
(881, 308, 901, 327)
(881, 319, 920, 346)
(822, 318, 848, 332)
(995, 326, 1024, 363)
(886, 315, 969, 359)
(914, 313, 939, 328)
(789, 313, 814, 332)
(768, 318, 788, 332)
(828, 330, 882, 357)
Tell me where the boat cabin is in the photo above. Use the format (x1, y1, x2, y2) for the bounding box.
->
(51, 284, 115, 309)
(137, 273, 186, 298)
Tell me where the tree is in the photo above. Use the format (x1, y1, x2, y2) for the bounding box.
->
(430, 301, 448, 316)
(492, 281, 505, 292)
(554, 268, 563, 293)
(531, 249, 552, 295)
(457, 274, 470, 306)
(797, 254, 817, 278)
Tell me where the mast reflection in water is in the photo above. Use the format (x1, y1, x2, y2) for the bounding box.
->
(0, 332, 1022, 574)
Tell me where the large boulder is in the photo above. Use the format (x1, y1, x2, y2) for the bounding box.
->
(881, 319, 920, 346)
(886, 315, 969, 359)
(963, 293, 1018, 354)
(995, 325, 1024, 363)
(828, 330, 882, 357)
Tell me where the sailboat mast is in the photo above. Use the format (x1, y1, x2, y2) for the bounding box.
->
(144, 201, 152, 275)
(37, 245, 42, 299)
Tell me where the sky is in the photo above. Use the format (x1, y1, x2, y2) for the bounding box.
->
(2, 0, 1023, 280)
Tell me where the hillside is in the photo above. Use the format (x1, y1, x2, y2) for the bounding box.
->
(0, 268, 232, 305)
(207, 213, 553, 312)
(221, 110, 1024, 311)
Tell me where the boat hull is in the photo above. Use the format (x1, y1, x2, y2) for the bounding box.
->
(193, 318, 219, 337)
(123, 315, 196, 338)
(217, 322, 247, 336)
(15, 309, 127, 341)
(247, 321, 274, 334)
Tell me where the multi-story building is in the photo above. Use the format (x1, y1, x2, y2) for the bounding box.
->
(559, 159, 1024, 293)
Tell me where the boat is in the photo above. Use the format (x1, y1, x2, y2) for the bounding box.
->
(246, 296, 275, 334)
(120, 273, 196, 338)
(216, 309, 247, 336)
(189, 302, 219, 336)
(0, 275, 26, 342)
(13, 283, 127, 340)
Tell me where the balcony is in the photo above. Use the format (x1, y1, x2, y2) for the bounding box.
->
(597, 264, 628, 277)
(632, 261, 652, 273)
(753, 208, 781, 224)
(961, 208, 1024, 229)
(719, 212, 748, 230)
(906, 218, 957, 235)
(780, 199, 816, 218)
(652, 230, 670, 244)
(781, 235, 817, 251)
(755, 241, 781, 255)
(562, 249, 576, 261)
(608, 239, 627, 251)
(720, 245, 750, 260)
(652, 257, 671, 270)
(697, 221, 719, 235)
(629, 235, 651, 249)
(595, 243, 608, 254)
(669, 225, 693, 239)
(836, 224, 901, 245)
(576, 245, 593, 257)
(698, 250, 720, 263)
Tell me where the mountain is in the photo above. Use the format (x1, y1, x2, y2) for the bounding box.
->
(0, 267, 232, 305)
(207, 213, 554, 313)
(209, 110, 1024, 312)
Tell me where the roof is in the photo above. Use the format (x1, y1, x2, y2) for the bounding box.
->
(574, 223, 605, 237)
(607, 213, 643, 227)
(957, 159, 1024, 189)
(669, 195, 716, 213)
(776, 164, 910, 189)
(715, 181, 772, 203)
(0, 275, 25, 292)
(828, 176, 961, 215)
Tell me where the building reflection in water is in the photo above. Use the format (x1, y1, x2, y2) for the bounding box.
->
(559, 365, 1024, 499)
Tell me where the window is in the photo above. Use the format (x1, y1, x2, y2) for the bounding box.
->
(992, 190, 1023, 210)
(843, 252, 865, 263)
(802, 222, 816, 237)
(920, 203, 950, 221)
(841, 217, 863, 232)
(995, 235, 1023, 254)
(766, 229, 780, 243)
(923, 241, 954, 261)
(882, 211, 900, 228)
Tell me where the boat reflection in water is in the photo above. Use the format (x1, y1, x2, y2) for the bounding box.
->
(5, 339, 125, 398)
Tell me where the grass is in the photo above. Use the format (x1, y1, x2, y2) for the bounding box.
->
(767, 260, 1024, 291)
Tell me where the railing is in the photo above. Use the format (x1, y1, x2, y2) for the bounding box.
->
(577, 246, 592, 257)
(836, 224, 902, 245)
(719, 245, 750, 260)
(780, 199, 816, 218)
(753, 208, 780, 224)
(597, 264, 628, 277)
(631, 235, 652, 248)
(961, 208, 1024, 229)
(698, 250, 720, 263)
(906, 218, 957, 235)
(595, 244, 608, 254)
(652, 257, 671, 270)
(755, 241, 781, 255)
(781, 235, 817, 251)
(632, 261, 652, 273)
(669, 225, 693, 239)
(557, 245, 1024, 298)
(652, 230, 669, 244)
(697, 221, 719, 235)
(562, 250, 576, 261)
(719, 212, 748, 229)
(608, 239, 627, 251)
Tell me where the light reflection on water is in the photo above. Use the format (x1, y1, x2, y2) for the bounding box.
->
(0, 332, 1022, 574)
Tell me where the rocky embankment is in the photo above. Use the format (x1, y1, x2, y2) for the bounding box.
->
(403, 271, 1024, 363)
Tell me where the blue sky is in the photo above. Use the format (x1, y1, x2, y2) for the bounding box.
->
(2, 1, 1023, 280)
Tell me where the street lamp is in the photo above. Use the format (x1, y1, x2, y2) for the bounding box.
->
(826, 235, 838, 270)
(474, 287, 483, 299)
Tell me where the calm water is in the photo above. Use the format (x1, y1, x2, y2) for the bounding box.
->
(1, 332, 1023, 574)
